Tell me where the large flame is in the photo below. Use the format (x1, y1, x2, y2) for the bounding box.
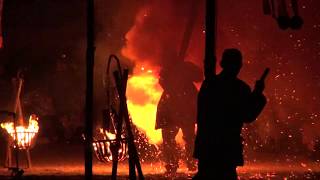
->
(1, 114, 39, 149)
(126, 67, 185, 146)
(122, 1, 196, 146)
(126, 67, 163, 144)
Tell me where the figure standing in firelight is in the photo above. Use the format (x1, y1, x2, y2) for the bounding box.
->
(193, 48, 268, 179)
(156, 51, 202, 176)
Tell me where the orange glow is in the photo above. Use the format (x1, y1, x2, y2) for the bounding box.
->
(126, 67, 163, 144)
(126, 67, 185, 146)
(93, 128, 127, 162)
(122, 3, 187, 146)
(1, 114, 39, 149)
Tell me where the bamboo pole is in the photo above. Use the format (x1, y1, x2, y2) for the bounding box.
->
(204, 0, 217, 78)
(111, 70, 125, 180)
(178, 0, 202, 60)
(113, 70, 144, 180)
(13, 77, 23, 125)
(85, 0, 95, 179)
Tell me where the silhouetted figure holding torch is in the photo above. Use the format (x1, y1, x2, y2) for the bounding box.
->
(193, 49, 268, 179)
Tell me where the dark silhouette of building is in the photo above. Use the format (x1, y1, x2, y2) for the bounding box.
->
(193, 49, 267, 179)
(156, 53, 202, 175)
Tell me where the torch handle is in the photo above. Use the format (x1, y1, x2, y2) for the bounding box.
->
(260, 68, 270, 82)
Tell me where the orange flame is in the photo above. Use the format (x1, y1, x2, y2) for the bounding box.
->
(93, 128, 127, 162)
(122, 3, 190, 146)
(126, 67, 185, 146)
(1, 114, 39, 149)
(126, 67, 163, 144)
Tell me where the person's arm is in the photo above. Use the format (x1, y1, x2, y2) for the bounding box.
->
(244, 68, 269, 123)
(243, 81, 267, 123)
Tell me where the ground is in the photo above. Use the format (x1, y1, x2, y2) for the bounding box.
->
(0, 142, 319, 179)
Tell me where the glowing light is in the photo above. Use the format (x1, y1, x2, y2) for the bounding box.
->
(126, 70, 163, 144)
(126, 68, 186, 146)
(1, 114, 39, 149)
(93, 129, 127, 162)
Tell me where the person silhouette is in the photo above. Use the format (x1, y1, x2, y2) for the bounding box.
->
(193, 48, 267, 179)
(156, 52, 202, 176)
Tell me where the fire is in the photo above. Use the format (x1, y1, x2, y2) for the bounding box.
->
(122, 1, 195, 146)
(1, 114, 39, 149)
(93, 128, 127, 162)
(126, 67, 185, 146)
(98, 128, 126, 140)
(126, 67, 163, 144)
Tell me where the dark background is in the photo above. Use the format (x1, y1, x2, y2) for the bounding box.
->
(0, 0, 319, 159)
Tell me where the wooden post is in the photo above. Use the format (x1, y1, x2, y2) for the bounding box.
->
(121, 70, 144, 180)
(204, 0, 217, 78)
(111, 71, 125, 180)
(112, 69, 144, 180)
(85, 0, 95, 179)
(178, 0, 202, 60)
(26, 149, 32, 168)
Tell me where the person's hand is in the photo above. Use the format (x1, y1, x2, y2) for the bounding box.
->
(254, 80, 265, 94)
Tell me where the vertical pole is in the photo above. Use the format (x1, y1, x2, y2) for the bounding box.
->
(204, 0, 217, 78)
(14, 117, 19, 169)
(111, 71, 124, 180)
(85, 0, 95, 179)
(178, 0, 202, 60)
(26, 149, 32, 168)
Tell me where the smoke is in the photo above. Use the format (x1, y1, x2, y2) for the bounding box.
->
(120, 0, 206, 145)
(120, 0, 320, 153)
(121, 0, 205, 68)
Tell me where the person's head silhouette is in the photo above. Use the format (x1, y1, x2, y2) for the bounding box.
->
(220, 48, 243, 78)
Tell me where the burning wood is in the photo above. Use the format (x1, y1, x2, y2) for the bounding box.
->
(93, 129, 128, 162)
(1, 114, 39, 149)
